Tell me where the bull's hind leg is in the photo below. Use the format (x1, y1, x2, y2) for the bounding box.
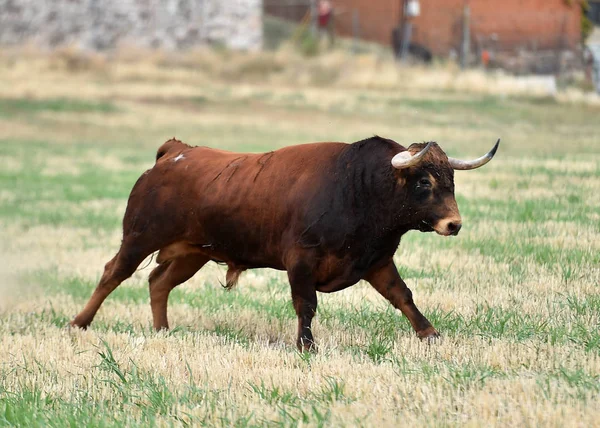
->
(149, 254, 209, 330)
(71, 243, 150, 329)
(287, 262, 318, 352)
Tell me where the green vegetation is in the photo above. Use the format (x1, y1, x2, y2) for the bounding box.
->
(0, 97, 117, 117)
(0, 51, 599, 426)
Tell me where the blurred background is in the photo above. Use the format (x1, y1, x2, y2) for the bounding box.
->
(0, 0, 599, 92)
(0, 0, 598, 154)
(0, 0, 600, 85)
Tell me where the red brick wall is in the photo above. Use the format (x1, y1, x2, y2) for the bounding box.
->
(331, 0, 581, 55)
(332, 0, 402, 46)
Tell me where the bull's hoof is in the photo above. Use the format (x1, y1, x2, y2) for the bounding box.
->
(68, 318, 90, 330)
(297, 338, 318, 354)
(417, 326, 440, 342)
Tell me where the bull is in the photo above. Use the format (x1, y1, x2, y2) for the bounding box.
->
(71, 136, 499, 351)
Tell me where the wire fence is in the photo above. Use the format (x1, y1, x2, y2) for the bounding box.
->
(264, 0, 311, 23)
(263, 0, 590, 76)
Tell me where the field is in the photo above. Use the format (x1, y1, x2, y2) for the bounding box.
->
(0, 48, 599, 426)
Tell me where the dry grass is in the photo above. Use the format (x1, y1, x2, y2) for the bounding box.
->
(1, 44, 599, 102)
(0, 48, 599, 426)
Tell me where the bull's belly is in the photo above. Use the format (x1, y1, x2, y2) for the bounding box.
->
(315, 276, 361, 293)
(312, 253, 365, 293)
(157, 240, 286, 270)
(158, 240, 367, 292)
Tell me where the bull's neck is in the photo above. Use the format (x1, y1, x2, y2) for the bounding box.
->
(331, 139, 417, 244)
(351, 165, 413, 241)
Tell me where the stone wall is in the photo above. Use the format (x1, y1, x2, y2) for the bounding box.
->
(0, 0, 263, 51)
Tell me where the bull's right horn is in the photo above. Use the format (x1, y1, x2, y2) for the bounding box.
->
(391, 142, 433, 170)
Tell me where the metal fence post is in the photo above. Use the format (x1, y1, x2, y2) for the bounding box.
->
(460, 2, 471, 69)
(310, 0, 317, 35)
(352, 8, 359, 54)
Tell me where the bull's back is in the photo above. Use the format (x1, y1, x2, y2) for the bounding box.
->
(124, 142, 347, 268)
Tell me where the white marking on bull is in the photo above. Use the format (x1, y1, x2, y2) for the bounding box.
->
(173, 154, 185, 162)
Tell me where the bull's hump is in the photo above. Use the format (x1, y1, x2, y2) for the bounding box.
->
(155, 138, 192, 161)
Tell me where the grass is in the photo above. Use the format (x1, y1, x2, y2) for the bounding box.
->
(0, 97, 117, 117)
(0, 49, 599, 427)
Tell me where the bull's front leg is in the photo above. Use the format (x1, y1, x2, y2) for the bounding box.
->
(287, 263, 318, 353)
(365, 259, 439, 340)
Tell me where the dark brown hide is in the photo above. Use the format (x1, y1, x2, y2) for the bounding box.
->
(71, 136, 467, 351)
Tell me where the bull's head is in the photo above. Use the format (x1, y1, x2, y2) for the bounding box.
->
(391, 140, 500, 236)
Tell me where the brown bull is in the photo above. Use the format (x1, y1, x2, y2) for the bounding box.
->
(71, 136, 499, 351)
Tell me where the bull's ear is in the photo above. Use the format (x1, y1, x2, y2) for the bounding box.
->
(448, 139, 500, 170)
(391, 142, 433, 170)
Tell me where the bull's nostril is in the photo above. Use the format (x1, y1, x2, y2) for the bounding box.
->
(447, 222, 462, 235)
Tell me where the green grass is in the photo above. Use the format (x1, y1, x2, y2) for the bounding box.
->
(1, 54, 599, 426)
(0, 98, 118, 117)
(17, 266, 600, 358)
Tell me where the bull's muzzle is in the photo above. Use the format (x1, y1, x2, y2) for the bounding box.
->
(434, 218, 462, 236)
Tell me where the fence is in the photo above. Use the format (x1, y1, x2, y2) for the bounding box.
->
(264, 0, 586, 75)
(264, 0, 310, 23)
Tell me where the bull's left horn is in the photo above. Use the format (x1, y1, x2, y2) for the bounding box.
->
(391, 142, 433, 170)
(448, 139, 500, 170)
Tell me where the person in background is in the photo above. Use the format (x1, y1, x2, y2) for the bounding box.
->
(584, 45, 600, 95)
(318, 0, 335, 48)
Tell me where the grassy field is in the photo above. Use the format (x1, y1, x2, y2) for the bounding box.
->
(0, 49, 599, 426)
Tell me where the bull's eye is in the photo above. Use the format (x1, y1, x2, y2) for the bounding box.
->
(418, 178, 432, 188)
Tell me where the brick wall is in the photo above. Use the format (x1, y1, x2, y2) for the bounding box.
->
(332, 0, 402, 46)
(331, 0, 581, 55)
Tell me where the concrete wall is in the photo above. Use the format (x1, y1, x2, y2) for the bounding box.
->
(0, 0, 263, 51)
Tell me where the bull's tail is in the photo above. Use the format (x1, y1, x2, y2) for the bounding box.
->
(155, 138, 192, 162)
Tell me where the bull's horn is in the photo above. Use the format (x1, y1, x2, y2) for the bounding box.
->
(391, 142, 433, 170)
(448, 139, 500, 170)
